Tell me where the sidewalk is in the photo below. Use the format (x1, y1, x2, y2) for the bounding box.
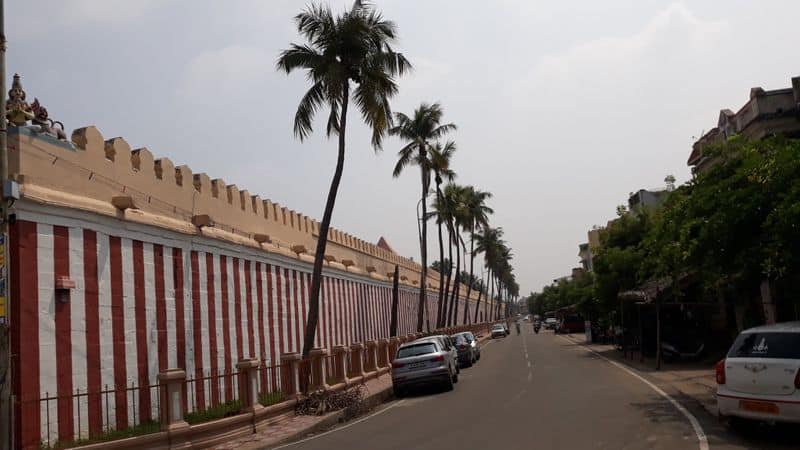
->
(559, 334, 718, 417)
(213, 374, 394, 450)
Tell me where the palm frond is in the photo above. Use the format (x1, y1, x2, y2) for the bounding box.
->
(392, 142, 416, 177)
(293, 81, 327, 140)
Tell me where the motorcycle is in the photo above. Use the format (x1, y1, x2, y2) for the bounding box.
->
(661, 339, 705, 362)
(533, 324, 540, 334)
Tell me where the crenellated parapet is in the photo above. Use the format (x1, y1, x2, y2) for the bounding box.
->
(8, 122, 477, 296)
(3, 74, 483, 298)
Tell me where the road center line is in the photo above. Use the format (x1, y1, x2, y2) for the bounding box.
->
(557, 335, 709, 450)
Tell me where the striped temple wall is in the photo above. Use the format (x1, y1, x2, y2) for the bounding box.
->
(10, 203, 487, 448)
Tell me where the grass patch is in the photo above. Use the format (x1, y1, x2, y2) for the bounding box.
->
(40, 421, 160, 449)
(259, 391, 285, 407)
(184, 400, 242, 425)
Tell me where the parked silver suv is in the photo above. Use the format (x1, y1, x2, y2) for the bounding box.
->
(392, 337, 458, 397)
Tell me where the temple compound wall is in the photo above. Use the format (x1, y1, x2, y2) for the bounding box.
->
(7, 112, 493, 447)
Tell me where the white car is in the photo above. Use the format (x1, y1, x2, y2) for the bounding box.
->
(491, 324, 507, 338)
(716, 322, 800, 426)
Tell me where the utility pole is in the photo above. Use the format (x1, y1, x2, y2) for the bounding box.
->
(0, 1, 10, 448)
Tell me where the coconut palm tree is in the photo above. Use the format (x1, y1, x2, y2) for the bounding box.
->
(429, 141, 456, 326)
(278, 1, 410, 357)
(442, 184, 468, 326)
(391, 104, 456, 332)
(461, 186, 493, 324)
(430, 185, 457, 327)
(474, 227, 502, 322)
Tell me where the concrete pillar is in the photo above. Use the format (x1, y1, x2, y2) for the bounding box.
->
(236, 359, 263, 413)
(309, 348, 329, 391)
(158, 369, 188, 430)
(377, 339, 390, 368)
(388, 337, 400, 364)
(349, 343, 365, 379)
(157, 369, 191, 449)
(280, 353, 301, 398)
(332, 345, 349, 385)
(364, 340, 378, 373)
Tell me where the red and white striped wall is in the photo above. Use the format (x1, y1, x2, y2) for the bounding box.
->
(9, 204, 477, 449)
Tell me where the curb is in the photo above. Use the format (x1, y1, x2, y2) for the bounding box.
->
(250, 384, 394, 450)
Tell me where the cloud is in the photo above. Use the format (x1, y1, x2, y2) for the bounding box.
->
(509, 1, 730, 153)
(61, 0, 166, 25)
(518, 2, 728, 97)
(178, 45, 274, 103)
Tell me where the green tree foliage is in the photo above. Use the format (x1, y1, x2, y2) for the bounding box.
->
(532, 136, 800, 327)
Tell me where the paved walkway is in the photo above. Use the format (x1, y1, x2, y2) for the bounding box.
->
(212, 375, 394, 450)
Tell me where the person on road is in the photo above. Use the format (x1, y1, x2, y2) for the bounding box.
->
(515, 321, 521, 335)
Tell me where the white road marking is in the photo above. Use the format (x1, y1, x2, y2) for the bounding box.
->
(271, 399, 406, 449)
(558, 335, 709, 450)
(523, 332, 533, 382)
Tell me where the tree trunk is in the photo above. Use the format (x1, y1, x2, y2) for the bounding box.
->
(417, 145, 429, 332)
(474, 268, 486, 323)
(390, 265, 399, 337)
(442, 223, 453, 327)
(462, 239, 470, 325)
(448, 226, 461, 326)
(464, 232, 476, 323)
(435, 183, 446, 328)
(303, 82, 348, 358)
(488, 271, 495, 320)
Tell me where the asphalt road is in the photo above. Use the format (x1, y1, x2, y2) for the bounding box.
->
(276, 330, 800, 450)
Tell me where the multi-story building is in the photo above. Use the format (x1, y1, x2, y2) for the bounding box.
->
(688, 75, 800, 174)
(628, 188, 668, 211)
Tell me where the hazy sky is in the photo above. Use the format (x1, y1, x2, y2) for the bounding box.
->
(8, 0, 800, 294)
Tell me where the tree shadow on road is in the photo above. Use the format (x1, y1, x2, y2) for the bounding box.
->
(399, 384, 452, 399)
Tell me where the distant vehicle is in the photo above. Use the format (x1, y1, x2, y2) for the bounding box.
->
(491, 324, 507, 338)
(556, 314, 585, 334)
(451, 333, 476, 367)
(392, 340, 458, 397)
(452, 331, 480, 363)
(544, 318, 558, 330)
(716, 322, 800, 428)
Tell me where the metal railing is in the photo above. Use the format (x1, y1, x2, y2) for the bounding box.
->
(34, 381, 161, 448)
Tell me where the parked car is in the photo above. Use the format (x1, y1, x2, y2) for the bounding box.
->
(491, 324, 507, 338)
(462, 331, 481, 361)
(391, 340, 457, 397)
(716, 322, 800, 427)
(414, 335, 460, 377)
(451, 332, 477, 367)
(544, 318, 558, 330)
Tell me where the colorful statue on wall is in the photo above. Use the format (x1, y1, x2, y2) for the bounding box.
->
(5, 73, 66, 140)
